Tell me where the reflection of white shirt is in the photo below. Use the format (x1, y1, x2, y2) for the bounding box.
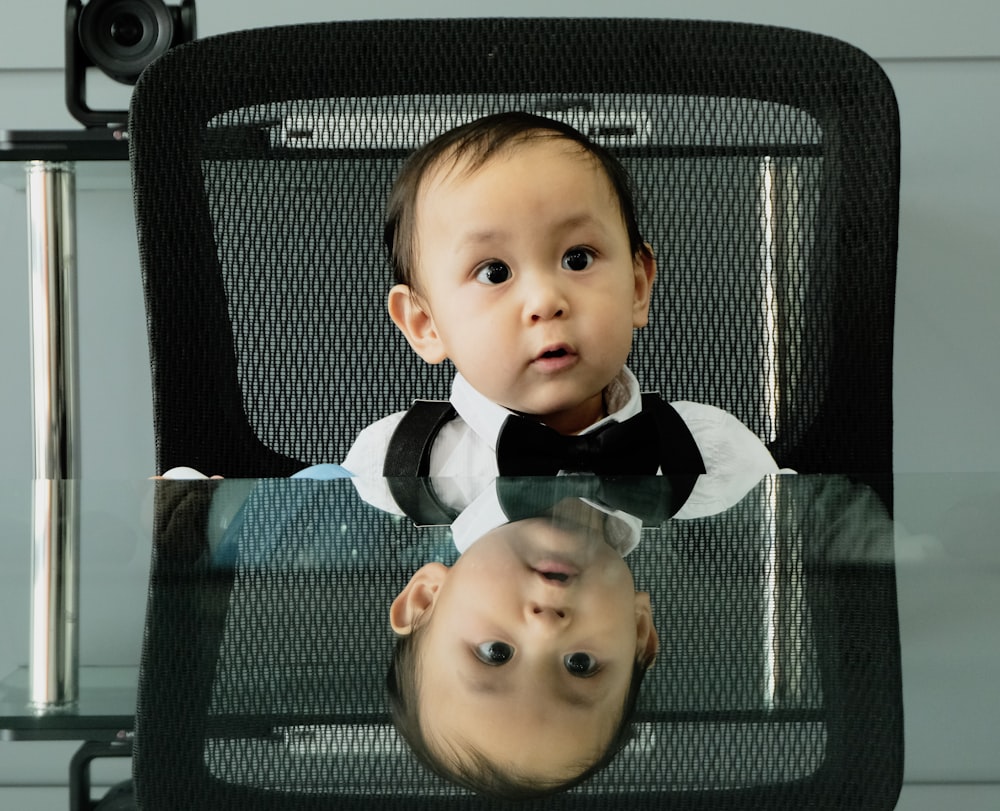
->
(343, 367, 786, 519)
(450, 482, 645, 557)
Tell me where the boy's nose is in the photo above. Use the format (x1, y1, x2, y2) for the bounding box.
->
(530, 300, 565, 321)
(524, 274, 569, 322)
(526, 602, 570, 625)
(531, 308, 564, 322)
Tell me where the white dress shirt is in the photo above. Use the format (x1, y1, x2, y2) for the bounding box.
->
(343, 367, 785, 519)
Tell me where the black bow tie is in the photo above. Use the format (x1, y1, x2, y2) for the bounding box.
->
(496, 411, 662, 476)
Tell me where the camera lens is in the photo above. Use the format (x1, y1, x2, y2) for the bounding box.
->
(78, 0, 175, 84)
(110, 13, 144, 48)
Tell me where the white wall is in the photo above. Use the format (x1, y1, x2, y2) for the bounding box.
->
(2, 2, 999, 808)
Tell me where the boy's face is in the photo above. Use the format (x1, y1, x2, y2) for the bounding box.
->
(391, 500, 659, 781)
(389, 136, 656, 435)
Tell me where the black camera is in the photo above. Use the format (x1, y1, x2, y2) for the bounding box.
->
(66, 0, 196, 127)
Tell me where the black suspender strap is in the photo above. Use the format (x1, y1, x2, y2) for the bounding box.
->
(383, 400, 457, 476)
(384, 400, 458, 526)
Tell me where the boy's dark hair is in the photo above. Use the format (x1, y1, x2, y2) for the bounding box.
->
(386, 621, 654, 800)
(384, 110, 652, 291)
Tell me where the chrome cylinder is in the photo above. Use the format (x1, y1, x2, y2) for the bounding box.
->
(29, 479, 80, 710)
(26, 160, 80, 710)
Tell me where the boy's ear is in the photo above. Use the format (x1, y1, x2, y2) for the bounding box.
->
(387, 284, 448, 364)
(390, 561, 449, 635)
(633, 591, 660, 667)
(631, 244, 657, 329)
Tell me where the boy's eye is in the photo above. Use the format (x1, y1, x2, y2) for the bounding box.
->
(562, 248, 595, 272)
(564, 652, 600, 677)
(474, 261, 513, 285)
(475, 641, 515, 665)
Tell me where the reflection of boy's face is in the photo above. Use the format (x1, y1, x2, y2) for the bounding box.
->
(388, 136, 656, 435)
(391, 500, 659, 782)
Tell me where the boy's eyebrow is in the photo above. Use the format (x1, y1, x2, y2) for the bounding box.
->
(463, 672, 608, 709)
(456, 228, 511, 247)
(550, 213, 609, 237)
(455, 214, 609, 248)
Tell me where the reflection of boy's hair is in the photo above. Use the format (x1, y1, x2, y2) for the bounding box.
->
(387, 618, 655, 800)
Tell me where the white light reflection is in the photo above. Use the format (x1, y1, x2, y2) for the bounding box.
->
(758, 156, 780, 445)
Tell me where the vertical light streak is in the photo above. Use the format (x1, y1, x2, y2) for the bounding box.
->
(759, 157, 780, 444)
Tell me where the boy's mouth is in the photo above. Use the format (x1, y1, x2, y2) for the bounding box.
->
(532, 344, 576, 367)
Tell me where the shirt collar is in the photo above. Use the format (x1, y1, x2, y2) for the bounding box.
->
(448, 367, 643, 451)
(450, 479, 641, 557)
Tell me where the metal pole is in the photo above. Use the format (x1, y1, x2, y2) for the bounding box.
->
(26, 160, 80, 710)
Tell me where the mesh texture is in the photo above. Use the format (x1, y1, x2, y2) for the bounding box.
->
(130, 18, 898, 494)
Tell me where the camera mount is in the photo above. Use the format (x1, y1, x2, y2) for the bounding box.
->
(66, 0, 196, 127)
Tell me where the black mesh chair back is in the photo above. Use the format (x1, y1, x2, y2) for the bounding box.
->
(129, 18, 898, 493)
(129, 18, 902, 810)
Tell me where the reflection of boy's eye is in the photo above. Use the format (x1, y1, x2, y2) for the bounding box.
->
(475, 641, 515, 665)
(474, 261, 512, 285)
(564, 652, 600, 677)
(562, 248, 594, 271)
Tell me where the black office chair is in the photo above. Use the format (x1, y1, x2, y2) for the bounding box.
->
(129, 17, 901, 809)
(130, 18, 898, 499)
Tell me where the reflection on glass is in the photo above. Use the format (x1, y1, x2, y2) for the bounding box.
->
(137, 474, 902, 807)
(388, 486, 660, 798)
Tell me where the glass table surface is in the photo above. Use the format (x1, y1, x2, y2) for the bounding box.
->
(0, 666, 136, 742)
(0, 474, 997, 808)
